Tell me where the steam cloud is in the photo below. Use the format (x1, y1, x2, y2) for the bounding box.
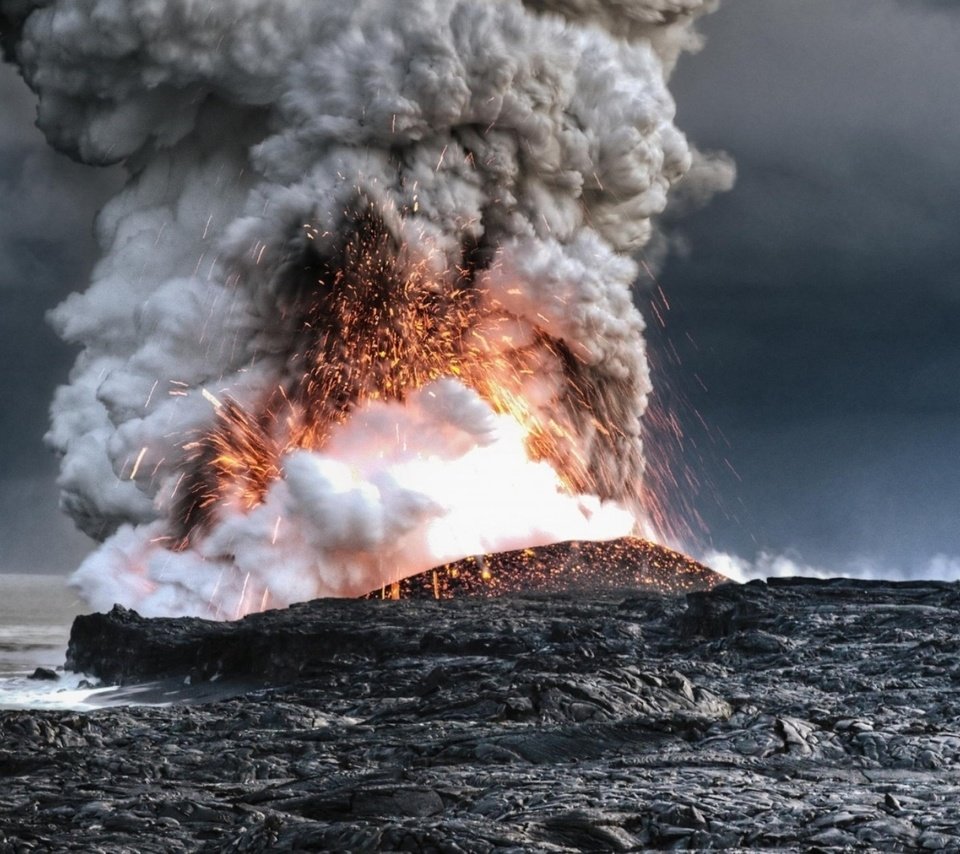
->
(705, 551, 960, 585)
(1, 0, 733, 617)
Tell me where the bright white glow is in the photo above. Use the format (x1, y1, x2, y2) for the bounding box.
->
(72, 380, 635, 618)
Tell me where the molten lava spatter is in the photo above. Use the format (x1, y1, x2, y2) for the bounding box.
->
(367, 536, 723, 600)
(173, 204, 647, 550)
(172, 207, 481, 544)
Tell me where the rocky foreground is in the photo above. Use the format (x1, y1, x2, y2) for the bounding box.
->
(4, 576, 960, 852)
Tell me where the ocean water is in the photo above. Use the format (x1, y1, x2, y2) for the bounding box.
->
(0, 574, 81, 673)
(0, 574, 115, 709)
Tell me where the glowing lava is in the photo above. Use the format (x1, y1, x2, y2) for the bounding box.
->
(70, 207, 652, 619)
(173, 206, 643, 548)
(367, 536, 724, 600)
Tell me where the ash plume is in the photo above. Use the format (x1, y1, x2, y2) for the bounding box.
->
(1, 0, 732, 616)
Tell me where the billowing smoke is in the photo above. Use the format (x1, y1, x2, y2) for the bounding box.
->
(1, 0, 732, 617)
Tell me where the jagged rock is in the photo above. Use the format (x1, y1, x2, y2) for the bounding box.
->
(67, 538, 722, 686)
(27, 667, 58, 681)
(3, 577, 960, 851)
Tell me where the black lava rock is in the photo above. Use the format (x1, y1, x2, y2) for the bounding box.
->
(4, 576, 960, 852)
(27, 667, 59, 681)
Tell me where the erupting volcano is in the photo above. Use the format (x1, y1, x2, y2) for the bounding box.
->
(1, 0, 733, 618)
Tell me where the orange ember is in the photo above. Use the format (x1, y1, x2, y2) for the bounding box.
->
(171, 204, 676, 559)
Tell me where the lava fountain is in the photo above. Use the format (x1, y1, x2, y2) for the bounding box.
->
(1, 0, 734, 617)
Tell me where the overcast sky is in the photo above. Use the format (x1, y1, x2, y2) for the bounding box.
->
(0, 65, 121, 573)
(1, 0, 958, 575)
(656, 0, 960, 573)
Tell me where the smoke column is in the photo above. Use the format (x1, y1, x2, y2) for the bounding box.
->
(1, 0, 733, 617)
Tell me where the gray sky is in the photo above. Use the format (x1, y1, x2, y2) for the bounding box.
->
(0, 64, 122, 573)
(653, 0, 960, 571)
(1, 0, 958, 575)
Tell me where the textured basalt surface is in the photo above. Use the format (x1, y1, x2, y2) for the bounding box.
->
(4, 577, 960, 851)
(66, 538, 722, 686)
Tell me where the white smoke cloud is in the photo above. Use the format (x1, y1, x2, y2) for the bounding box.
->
(705, 550, 960, 584)
(2, 0, 728, 616)
(73, 380, 635, 617)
